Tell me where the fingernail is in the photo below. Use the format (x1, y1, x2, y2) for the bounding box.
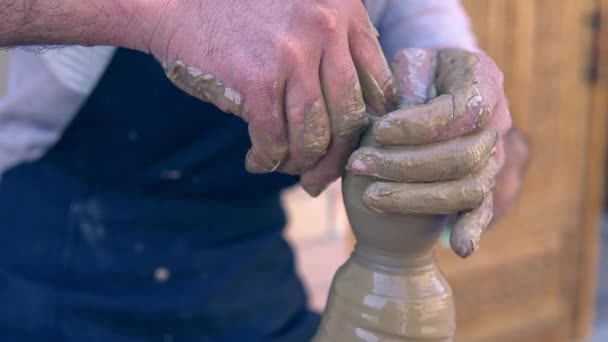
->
(361, 184, 387, 214)
(302, 182, 328, 198)
(268, 160, 281, 172)
(245, 150, 260, 173)
(245, 150, 268, 173)
(451, 229, 481, 259)
(452, 236, 476, 259)
(245, 149, 281, 174)
(348, 158, 370, 173)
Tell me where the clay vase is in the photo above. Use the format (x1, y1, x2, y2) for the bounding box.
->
(313, 129, 455, 342)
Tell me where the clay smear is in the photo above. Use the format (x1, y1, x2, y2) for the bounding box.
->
(348, 130, 497, 183)
(363, 160, 496, 215)
(164, 60, 247, 118)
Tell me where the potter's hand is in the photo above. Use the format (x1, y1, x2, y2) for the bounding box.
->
(347, 48, 512, 258)
(492, 127, 529, 223)
(145, 0, 394, 196)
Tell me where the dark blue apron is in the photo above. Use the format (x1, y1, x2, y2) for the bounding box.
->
(0, 48, 319, 341)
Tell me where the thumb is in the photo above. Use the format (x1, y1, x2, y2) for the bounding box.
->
(391, 49, 438, 107)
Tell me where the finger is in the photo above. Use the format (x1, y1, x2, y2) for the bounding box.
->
(244, 77, 289, 173)
(450, 193, 494, 258)
(391, 49, 438, 106)
(347, 130, 497, 182)
(349, 11, 396, 116)
(373, 49, 504, 145)
(279, 64, 331, 174)
(363, 161, 496, 214)
(300, 42, 368, 196)
(164, 59, 289, 174)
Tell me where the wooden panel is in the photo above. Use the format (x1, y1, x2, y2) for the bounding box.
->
(459, 0, 589, 234)
(573, 0, 608, 335)
(597, 0, 608, 83)
(437, 0, 603, 341)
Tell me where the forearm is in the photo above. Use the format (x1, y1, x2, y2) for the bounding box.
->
(377, 0, 478, 58)
(0, 0, 147, 48)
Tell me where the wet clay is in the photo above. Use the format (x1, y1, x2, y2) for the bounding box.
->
(164, 60, 247, 118)
(358, 69, 388, 116)
(164, 60, 289, 173)
(300, 102, 331, 164)
(363, 160, 496, 215)
(347, 130, 497, 183)
(313, 130, 455, 342)
(373, 50, 492, 146)
(313, 49, 474, 341)
(280, 101, 331, 175)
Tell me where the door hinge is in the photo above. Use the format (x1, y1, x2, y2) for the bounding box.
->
(590, 9, 602, 31)
(588, 9, 606, 84)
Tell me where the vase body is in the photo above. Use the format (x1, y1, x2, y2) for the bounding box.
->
(313, 131, 455, 341)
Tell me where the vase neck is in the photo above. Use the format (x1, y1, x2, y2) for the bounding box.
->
(352, 244, 436, 272)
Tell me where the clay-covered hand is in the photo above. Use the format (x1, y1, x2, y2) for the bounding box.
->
(138, 0, 394, 196)
(347, 48, 512, 258)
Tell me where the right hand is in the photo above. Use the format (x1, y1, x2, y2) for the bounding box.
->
(134, 0, 395, 196)
(347, 48, 513, 258)
(491, 127, 529, 223)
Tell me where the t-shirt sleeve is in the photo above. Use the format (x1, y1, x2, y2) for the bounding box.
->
(0, 47, 115, 180)
(373, 0, 479, 60)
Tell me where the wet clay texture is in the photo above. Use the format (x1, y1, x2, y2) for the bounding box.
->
(164, 60, 247, 118)
(313, 131, 455, 342)
(314, 50, 455, 342)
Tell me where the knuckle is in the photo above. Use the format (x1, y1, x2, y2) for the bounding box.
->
(245, 78, 283, 120)
(309, 4, 340, 34)
(276, 37, 301, 63)
(303, 133, 330, 157)
(252, 67, 282, 91)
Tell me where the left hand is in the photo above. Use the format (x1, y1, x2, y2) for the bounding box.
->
(347, 48, 512, 258)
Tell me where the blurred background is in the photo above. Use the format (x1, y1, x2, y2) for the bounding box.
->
(2, 1, 608, 342)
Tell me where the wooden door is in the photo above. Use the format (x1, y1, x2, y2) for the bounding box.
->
(435, 0, 608, 341)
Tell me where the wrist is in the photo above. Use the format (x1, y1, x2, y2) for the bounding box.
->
(111, 0, 190, 57)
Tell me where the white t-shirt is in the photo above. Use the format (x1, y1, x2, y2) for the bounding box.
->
(0, 0, 476, 178)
